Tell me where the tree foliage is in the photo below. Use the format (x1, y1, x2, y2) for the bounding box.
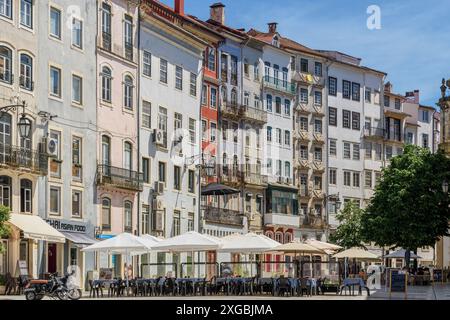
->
(362, 145, 450, 253)
(330, 201, 365, 249)
(0, 205, 11, 254)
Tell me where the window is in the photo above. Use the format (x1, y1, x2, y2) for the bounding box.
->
(406, 132, 414, 145)
(49, 7, 61, 39)
(267, 127, 272, 142)
(284, 130, 290, 146)
(343, 80, 351, 99)
(0, 0, 11, 19)
(365, 171, 373, 188)
(244, 62, 249, 77)
(101, 3, 112, 50)
(394, 98, 401, 110)
(72, 137, 82, 181)
(275, 97, 281, 114)
(231, 56, 238, 85)
(102, 198, 111, 230)
(314, 91, 322, 106)
(254, 62, 259, 80)
(314, 148, 322, 161)
(314, 176, 322, 190)
(329, 169, 337, 185)
(201, 85, 207, 105)
(314, 62, 322, 77)
(386, 146, 393, 160)
(210, 123, 217, 142)
(276, 160, 282, 176)
(49, 130, 61, 177)
(276, 128, 282, 144)
(174, 166, 181, 190)
(300, 117, 308, 131)
(353, 143, 360, 160)
(189, 118, 196, 144)
(142, 101, 151, 129)
(160, 59, 167, 84)
(329, 139, 337, 156)
(314, 119, 322, 134)
(123, 142, 132, 171)
(266, 94, 273, 112)
(20, 0, 33, 28)
(342, 110, 351, 129)
(384, 95, 390, 107)
(20, 54, 33, 90)
(72, 18, 83, 48)
(174, 113, 182, 131)
(49, 186, 61, 215)
(72, 190, 82, 218)
(124, 15, 133, 60)
(190, 73, 197, 96)
(375, 143, 382, 161)
(124, 75, 133, 110)
(124, 201, 132, 233)
(300, 59, 308, 73)
(158, 162, 166, 183)
(142, 158, 150, 184)
(232, 122, 238, 143)
(210, 87, 217, 108)
(343, 142, 351, 159)
(353, 172, 360, 188)
(364, 142, 372, 159)
(20, 179, 32, 213)
(101, 66, 112, 102)
(175, 66, 183, 90)
(328, 77, 337, 96)
(375, 172, 382, 186)
(352, 82, 360, 101)
(0, 176, 11, 208)
(101, 135, 110, 166)
(207, 48, 216, 71)
(0, 46, 12, 84)
(244, 92, 249, 106)
(284, 162, 291, 178)
(343, 171, 351, 186)
(187, 213, 194, 232)
(201, 120, 207, 141)
(284, 99, 291, 116)
(72, 75, 82, 105)
(329, 107, 337, 126)
(365, 88, 371, 102)
(300, 88, 308, 104)
(300, 145, 308, 160)
(172, 211, 181, 237)
(142, 205, 150, 235)
(49, 66, 61, 97)
(420, 110, 430, 123)
(141, 51, 152, 77)
(422, 134, 429, 149)
(188, 170, 195, 193)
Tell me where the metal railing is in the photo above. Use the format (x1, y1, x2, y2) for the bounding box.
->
(97, 164, 143, 191)
(263, 76, 296, 95)
(243, 171, 268, 185)
(0, 144, 48, 175)
(221, 102, 244, 118)
(102, 31, 112, 51)
(364, 127, 385, 138)
(243, 105, 268, 123)
(202, 206, 244, 227)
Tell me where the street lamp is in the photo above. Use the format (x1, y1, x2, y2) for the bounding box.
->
(1, 100, 31, 139)
(443, 181, 449, 194)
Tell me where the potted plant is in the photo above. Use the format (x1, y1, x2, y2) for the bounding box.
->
(0, 205, 11, 295)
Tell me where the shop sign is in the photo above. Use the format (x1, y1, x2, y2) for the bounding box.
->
(46, 219, 87, 234)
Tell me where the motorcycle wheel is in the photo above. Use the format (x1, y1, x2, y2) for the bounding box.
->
(35, 294, 44, 301)
(57, 290, 69, 301)
(68, 289, 82, 300)
(25, 291, 37, 301)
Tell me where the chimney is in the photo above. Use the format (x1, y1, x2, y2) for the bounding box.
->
(175, 0, 184, 15)
(268, 22, 278, 34)
(210, 3, 225, 25)
(405, 90, 420, 104)
(384, 82, 392, 93)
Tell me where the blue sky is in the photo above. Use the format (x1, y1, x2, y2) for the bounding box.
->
(160, 0, 450, 107)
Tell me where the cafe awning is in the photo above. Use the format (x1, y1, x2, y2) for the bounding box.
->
(8, 214, 66, 243)
(61, 232, 96, 248)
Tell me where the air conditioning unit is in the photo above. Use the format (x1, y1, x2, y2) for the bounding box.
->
(154, 181, 165, 195)
(153, 129, 165, 146)
(46, 137, 59, 157)
(152, 198, 164, 212)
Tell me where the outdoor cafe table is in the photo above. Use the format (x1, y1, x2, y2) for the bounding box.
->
(214, 277, 254, 295)
(340, 278, 368, 296)
(176, 278, 208, 296)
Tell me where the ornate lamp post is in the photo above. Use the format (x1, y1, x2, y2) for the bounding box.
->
(0, 100, 32, 139)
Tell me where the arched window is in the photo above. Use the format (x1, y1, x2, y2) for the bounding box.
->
(0, 46, 12, 83)
(123, 75, 133, 110)
(101, 66, 112, 102)
(124, 201, 132, 233)
(124, 141, 132, 171)
(0, 113, 12, 162)
(20, 179, 32, 213)
(0, 176, 12, 209)
(101, 198, 111, 230)
(284, 233, 292, 244)
(230, 88, 237, 106)
(265, 231, 274, 239)
(275, 232, 283, 244)
(19, 54, 33, 90)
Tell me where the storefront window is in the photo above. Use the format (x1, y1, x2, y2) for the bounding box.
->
(70, 247, 78, 266)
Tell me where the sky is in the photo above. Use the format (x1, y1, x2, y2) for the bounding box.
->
(159, 0, 450, 107)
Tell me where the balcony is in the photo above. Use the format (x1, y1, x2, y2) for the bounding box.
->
(264, 213, 300, 228)
(202, 206, 244, 227)
(97, 165, 143, 192)
(221, 101, 244, 120)
(300, 214, 326, 228)
(312, 75, 325, 88)
(364, 127, 385, 140)
(242, 171, 268, 186)
(242, 106, 268, 124)
(101, 31, 112, 51)
(294, 130, 310, 142)
(0, 144, 48, 175)
(296, 159, 310, 170)
(263, 76, 296, 96)
(220, 167, 242, 186)
(295, 102, 310, 114)
(384, 130, 404, 143)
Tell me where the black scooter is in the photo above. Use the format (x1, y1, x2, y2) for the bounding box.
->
(24, 272, 69, 301)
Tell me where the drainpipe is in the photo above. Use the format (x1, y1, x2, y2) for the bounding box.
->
(137, 1, 142, 237)
(432, 109, 437, 153)
(324, 59, 332, 240)
(198, 66, 206, 235)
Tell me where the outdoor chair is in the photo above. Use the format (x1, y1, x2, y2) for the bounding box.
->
(256, 278, 274, 296)
(88, 279, 102, 298)
(299, 278, 311, 297)
(276, 277, 291, 297)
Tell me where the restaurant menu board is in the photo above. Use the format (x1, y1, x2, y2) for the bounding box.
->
(15, 260, 29, 277)
(99, 268, 113, 280)
(390, 271, 407, 293)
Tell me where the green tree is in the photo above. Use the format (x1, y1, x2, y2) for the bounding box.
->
(0, 205, 11, 254)
(362, 145, 450, 268)
(330, 201, 365, 249)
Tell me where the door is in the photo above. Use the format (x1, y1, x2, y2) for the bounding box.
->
(47, 244, 57, 274)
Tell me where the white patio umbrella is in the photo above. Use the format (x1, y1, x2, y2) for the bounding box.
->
(151, 231, 222, 277)
(305, 239, 343, 253)
(333, 248, 381, 278)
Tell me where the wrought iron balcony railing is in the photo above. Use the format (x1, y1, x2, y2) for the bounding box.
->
(243, 171, 268, 186)
(102, 32, 112, 51)
(202, 205, 244, 227)
(364, 127, 385, 139)
(0, 144, 48, 175)
(97, 164, 143, 192)
(263, 76, 296, 95)
(243, 105, 268, 123)
(124, 42, 133, 61)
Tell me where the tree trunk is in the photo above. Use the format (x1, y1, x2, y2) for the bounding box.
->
(405, 250, 411, 272)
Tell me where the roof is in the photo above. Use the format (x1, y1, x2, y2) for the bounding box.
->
(188, 16, 248, 42)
